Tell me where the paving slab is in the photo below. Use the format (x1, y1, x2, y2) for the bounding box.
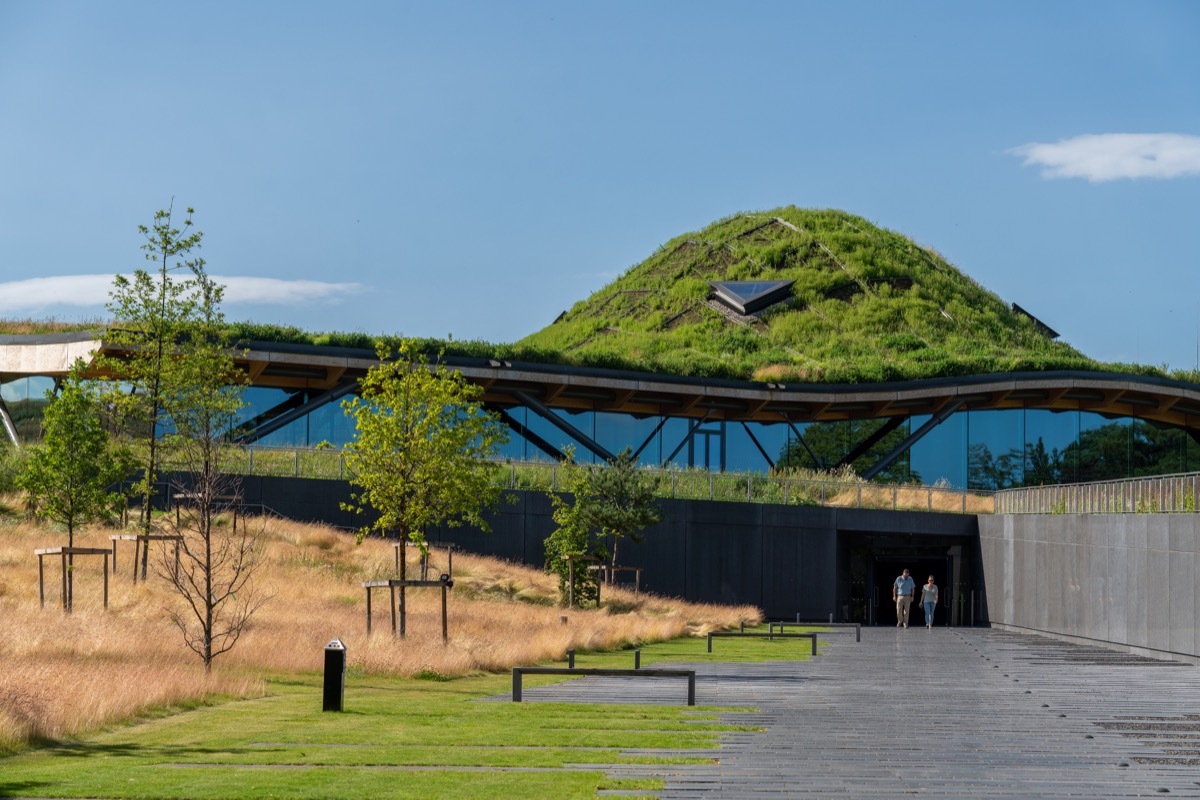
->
(512, 627, 1200, 797)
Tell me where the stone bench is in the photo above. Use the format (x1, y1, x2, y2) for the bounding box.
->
(707, 630, 817, 655)
(511, 666, 696, 705)
(770, 621, 861, 642)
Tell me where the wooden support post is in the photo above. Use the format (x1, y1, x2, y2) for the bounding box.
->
(38, 553, 44, 609)
(103, 554, 109, 609)
(60, 551, 67, 611)
(366, 586, 373, 634)
(567, 558, 574, 608)
(398, 548, 406, 638)
(389, 585, 397, 636)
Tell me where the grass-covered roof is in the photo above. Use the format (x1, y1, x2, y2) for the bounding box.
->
(515, 207, 1110, 383)
(2, 207, 1186, 384)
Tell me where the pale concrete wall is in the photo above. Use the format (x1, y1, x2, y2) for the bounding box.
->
(0, 334, 102, 378)
(979, 513, 1200, 662)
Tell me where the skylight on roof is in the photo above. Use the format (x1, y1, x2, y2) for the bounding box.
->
(709, 280, 795, 315)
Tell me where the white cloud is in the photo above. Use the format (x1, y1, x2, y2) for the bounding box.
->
(215, 276, 362, 305)
(0, 274, 361, 314)
(1010, 133, 1200, 182)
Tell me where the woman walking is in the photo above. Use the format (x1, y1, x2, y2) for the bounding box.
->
(922, 575, 939, 629)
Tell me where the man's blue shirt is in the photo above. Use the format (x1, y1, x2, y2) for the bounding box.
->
(894, 575, 915, 598)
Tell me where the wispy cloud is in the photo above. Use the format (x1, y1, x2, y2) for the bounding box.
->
(1010, 133, 1200, 182)
(216, 276, 362, 305)
(0, 274, 361, 314)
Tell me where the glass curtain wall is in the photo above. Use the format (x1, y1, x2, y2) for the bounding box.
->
(200, 385, 1200, 489)
(0, 376, 56, 443)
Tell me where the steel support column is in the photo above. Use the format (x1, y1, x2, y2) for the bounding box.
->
(0, 396, 18, 446)
(834, 415, 908, 470)
(862, 399, 964, 481)
(780, 414, 824, 469)
(663, 410, 712, 467)
(235, 380, 359, 444)
(740, 422, 775, 470)
(494, 407, 570, 463)
(510, 390, 617, 463)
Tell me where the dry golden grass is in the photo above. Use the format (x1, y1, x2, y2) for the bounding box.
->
(0, 503, 758, 750)
(826, 483, 994, 513)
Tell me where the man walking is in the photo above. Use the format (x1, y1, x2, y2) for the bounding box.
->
(893, 568, 915, 628)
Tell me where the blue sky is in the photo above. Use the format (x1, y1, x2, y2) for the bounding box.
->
(2, 2, 1199, 371)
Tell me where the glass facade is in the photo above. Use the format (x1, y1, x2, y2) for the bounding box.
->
(484, 406, 1200, 490)
(7, 377, 1200, 490)
(218, 394, 1200, 490)
(1, 376, 55, 442)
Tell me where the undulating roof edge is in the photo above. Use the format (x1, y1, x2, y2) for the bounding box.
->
(4, 333, 1200, 402)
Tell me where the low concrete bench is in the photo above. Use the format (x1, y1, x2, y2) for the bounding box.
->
(511, 666, 696, 705)
(707, 631, 817, 656)
(770, 621, 861, 642)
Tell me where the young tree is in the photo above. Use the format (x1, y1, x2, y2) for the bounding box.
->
(341, 339, 509, 576)
(575, 448, 662, 571)
(157, 266, 266, 672)
(544, 448, 662, 605)
(543, 454, 602, 606)
(101, 204, 202, 567)
(18, 366, 133, 611)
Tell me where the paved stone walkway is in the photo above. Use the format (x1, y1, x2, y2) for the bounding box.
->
(515, 627, 1200, 798)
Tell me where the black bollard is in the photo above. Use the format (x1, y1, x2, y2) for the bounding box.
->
(323, 638, 346, 711)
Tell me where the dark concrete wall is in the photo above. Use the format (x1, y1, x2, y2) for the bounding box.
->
(979, 514, 1200, 663)
(212, 474, 976, 619)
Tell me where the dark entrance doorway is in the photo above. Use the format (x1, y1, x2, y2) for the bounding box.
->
(843, 531, 974, 626)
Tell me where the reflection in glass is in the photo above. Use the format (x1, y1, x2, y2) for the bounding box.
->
(1131, 417, 1188, 477)
(778, 419, 913, 483)
(1023, 409, 1077, 486)
(967, 409, 1023, 490)
(727, 421, 787, 473)
(595, 411, 664, 467)
(1, 377, 55, 443)
(910, 412, 965, 488)
(1070, 414, 1130, 483)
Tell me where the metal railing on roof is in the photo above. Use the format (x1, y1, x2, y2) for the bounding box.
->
(184, 446, 994, 515)
(995, 472, 1200, 514)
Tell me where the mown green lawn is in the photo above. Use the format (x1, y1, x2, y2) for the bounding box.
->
(0, 627, 820, 799)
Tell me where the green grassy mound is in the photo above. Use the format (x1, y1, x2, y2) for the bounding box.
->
(516, 207, 1103, 383)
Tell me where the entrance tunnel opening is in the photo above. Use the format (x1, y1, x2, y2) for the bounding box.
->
(873, 556, 948, 628)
